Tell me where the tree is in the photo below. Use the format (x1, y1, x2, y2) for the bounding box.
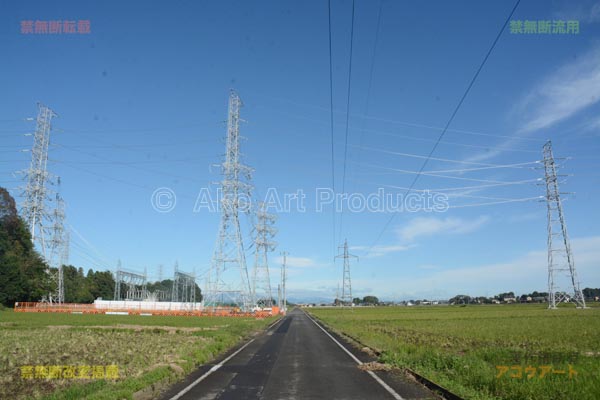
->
(583, 288, 600, 299)
(146, 279, 203, 302)
(0, 187, 50, 306)
(86, 269, 115, 300)
(449, 295, 471, 305)
(352, 297, 362, 305)
(495, 292, 515, 300)
(362, 296, 379, 305)
(62, 265, 93, 303)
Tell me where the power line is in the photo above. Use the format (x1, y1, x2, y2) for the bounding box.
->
(350, 144, 535, 167)
(358, 160, 539, 174)
(253, 94, 544, 143)
(415, 161, 539, 174)
(338, 0, 356, 240)
(350, 0, 384, 201)
(361, 114, 544, 142)
(371, 182, 538, 202)
(402, 179, 539, 192)
(68, 223, 114, 267)
(328, 0, 337, 257)
(358, 126, 539, 153)
(52, 138, 211, 150)
(361, 162, 536, 184)
(57, 121, 216, 135)
(449, 196, 542, 208)
(364, 0, 522, 256)
(52, 144, 205, 185)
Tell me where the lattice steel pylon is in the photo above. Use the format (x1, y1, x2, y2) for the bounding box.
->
(48, 178, 68, 304)
(252, 203, 276, 308)
(335, 239, 357, 306)
(21, 103, 57, 257)
(542, 141, 586, 309)
(205, 90, 253, 311)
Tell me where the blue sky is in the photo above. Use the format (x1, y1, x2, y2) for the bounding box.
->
(1, 0, 600, 301)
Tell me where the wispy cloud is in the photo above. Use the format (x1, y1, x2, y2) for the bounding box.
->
(517, 47, 600, 134)
(387, 236, 600, 298)
(464, 44, 600, 164)
(351, 244, 414, 258)
(352, 216, 488, 258)
(282, 236, 600, 302)
(274, 256, 323, 268)
(553, 1, 600, 24)
(398, 215, 490, 241)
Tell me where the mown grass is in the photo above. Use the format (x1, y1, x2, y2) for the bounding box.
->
(0, 310, 277, 400)
(309, 304, 600, 400)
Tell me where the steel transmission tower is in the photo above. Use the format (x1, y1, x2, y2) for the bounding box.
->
(48, 179, 68, 304)
(542, 141, 586, 309)
(336, 239, 357, 305)
(205, 90, 253, 311)
(21, 103, 57, 257)
(252, 203, 276, 308)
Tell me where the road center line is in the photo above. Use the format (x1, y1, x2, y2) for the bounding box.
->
(304, 311, 405, 400)
(169, 316, 286, 400)
(169, 338, 255, 400)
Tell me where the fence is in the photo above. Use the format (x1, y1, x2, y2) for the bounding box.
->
(13, 302, 280, 318)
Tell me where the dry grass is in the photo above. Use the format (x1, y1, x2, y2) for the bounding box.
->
(0, 311, 276, 399)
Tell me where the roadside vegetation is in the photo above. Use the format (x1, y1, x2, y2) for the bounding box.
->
(309, 304, 600, 400)
(0, 310, 276, 400)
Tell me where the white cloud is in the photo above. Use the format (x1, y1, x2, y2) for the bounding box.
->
(278, 236, 600, 302)
(592, 3, 600, 22)
(387, 236, 600, 299)
(349, 216, 488, 259)
(553, 1, 600, 24)
(464, 44, 600, 164)
(408, 236, 600, 295)
(517, 47, 600, 134)
(350, 243, 414, 258)
(398, 215, 489, 242)
(274, 256, 322, 268)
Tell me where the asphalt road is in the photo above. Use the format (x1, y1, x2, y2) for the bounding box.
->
(160, 309, 434, 400)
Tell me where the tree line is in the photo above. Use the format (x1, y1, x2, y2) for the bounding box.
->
(0, 187, 202, 307)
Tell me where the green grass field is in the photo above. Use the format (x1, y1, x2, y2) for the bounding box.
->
(0, 310, 277, 400)
(309, 304, 600, 400)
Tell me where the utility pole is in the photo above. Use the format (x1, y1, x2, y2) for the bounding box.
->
(252, 202, 276, 308)
(335, 239, 357, 306)
(277, 283, 282, 309)
(281, 251, 288, 312)
(21, 103, 57, 258)
(205, 90, 253, 311)
(542, 141, 586, 309)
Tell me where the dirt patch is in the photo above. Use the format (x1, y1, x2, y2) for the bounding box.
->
(46, 324, 220, 333)
(148, 362, 185, 375)
(361, 346, 377, 357)
(132, 374, 176, 400)
(358, 361, 393, 372)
